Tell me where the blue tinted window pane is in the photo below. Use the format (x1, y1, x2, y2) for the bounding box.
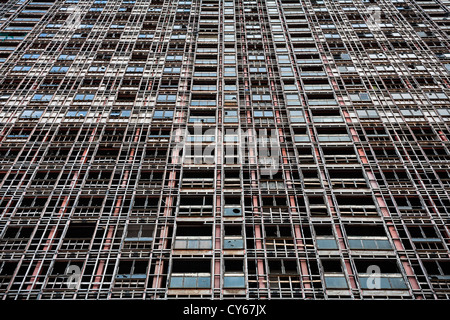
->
(199, 240, 212, 249)
(379, 278, 391, 289)
(377, 240, 392, 249)
(362, 239, 377, 249)
(348, 239, 362, 249)
(359, 277, 369, 289)
(224, 276, 245, 288)
(389, 278, 407, 289)
(169, 277, 183, 288)
(187, 240, 199, 249)
(33, 111, 43, 118)
(317, 239, 338, 249)
(324, 276, 348, 289)
(20, 110, 33, 118)
(224, 208, 242, 216)
(224, 239, 244, 249)
(197, 277, 211, 288)
(183, 277, 197, 288)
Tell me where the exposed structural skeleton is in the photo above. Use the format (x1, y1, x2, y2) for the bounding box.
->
(0, 0, 449, 300)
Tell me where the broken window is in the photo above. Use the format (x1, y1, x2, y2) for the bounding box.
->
(223, 226, 244, 249)
(174, 224, 212, 249)
(116, 260, 148, 279)
(169, 260, 211, 288)
(345, 225, 392, 250)
(315, 225, 338, 250)
(223, 260, 245, 288)
(64, 222, 96, 239)
(125, 224, 154, 241)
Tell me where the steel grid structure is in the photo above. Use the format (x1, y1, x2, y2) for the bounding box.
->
(0, 0, 449, 300)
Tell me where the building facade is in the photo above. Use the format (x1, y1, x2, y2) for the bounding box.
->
(0, 0, 449, 300)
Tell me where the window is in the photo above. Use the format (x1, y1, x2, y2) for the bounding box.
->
(254, 110, 274, 118)
(188, 114, 215, 123)
(224, 110, 238, 123)
(288, 110, 306, 123)
(116, 260, 148, 279)
(166, 55, 183, 61)
(224, 67, 236, 77)
(224, 55, 236, 64)
(22, 53, 41, 60)
(324, 276, 348, 289)
(294, 135, 310, 142)
(39, 33, 55, 38)
(224, 207, 242, 216)
(153, 110, 174, 119)
(191, 100, 216, 107)
(318, 134, 351, 142)
(252, 94, 271, 101)
(437, 108, 450, 117)
(348, 238, 392, 250)
(126, 66, 144, 73)
(187, 135, 215, 142)
(46, 24, 62, 29)
(88, 66, 106, 72)
(12, 66, 31, 72)
(192, 84, 217, 91)
(157, 94, 176, 102)
(249, 67, 267, 73)
(163, 67, 181, 73)
(223, 275, 246, 288)
(312, 111, 343, 123)
(20, 110, 43, 119)
(400, 109, 423, 117)
(58, 54, 76, 60)
(350, 93, 371, 101)
(32, 94, 53, 102)
(316, 238, 338, 249)
(356, 109, 379, 119)
(285, 94, 301, 106)
(423, 261, 450, 280)
(174, 237, 212, 249)
(338, 66, 357, 72)
(66, 110, 88, 117)
(359, 276, 408, 289)
(50, 66, 69, 73)
(394, 196, 423, 210)
(110, 110, 131, 118)
(280, 66, 294, 76)
(169, 274, 211, 288)
(74, 94, 94, 101)
(223, 237, 244, 249)
(138, 34, 154, 39)
(391, 93, 413, 100)
(125, 225, 154, 241)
